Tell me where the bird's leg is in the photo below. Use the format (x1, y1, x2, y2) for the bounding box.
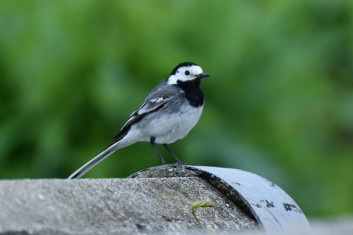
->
(150, 137, 167, 165)
(163, 144, 183, 164)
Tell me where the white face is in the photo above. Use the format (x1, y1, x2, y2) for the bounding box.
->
(167, 65, 203, 85)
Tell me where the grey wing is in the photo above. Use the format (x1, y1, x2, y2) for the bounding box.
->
(123, 94, 175, 128)
(112, 87, 180, 141)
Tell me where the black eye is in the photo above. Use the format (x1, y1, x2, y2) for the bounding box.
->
(185, 70, 190, 75)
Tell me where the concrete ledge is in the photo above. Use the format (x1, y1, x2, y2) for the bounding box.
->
(0, 176, 256, 234)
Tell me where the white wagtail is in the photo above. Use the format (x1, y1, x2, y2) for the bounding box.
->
(68, 62, 210, 179)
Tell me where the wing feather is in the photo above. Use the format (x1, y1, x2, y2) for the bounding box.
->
(112, 94, 175, 141)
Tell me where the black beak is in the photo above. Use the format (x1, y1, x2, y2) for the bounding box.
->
(197, 73, 211, 79)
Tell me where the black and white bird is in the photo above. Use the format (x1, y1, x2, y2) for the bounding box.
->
(68, 62, 210, 179)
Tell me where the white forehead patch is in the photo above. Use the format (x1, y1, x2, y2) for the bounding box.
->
(167, 65, 203, 85)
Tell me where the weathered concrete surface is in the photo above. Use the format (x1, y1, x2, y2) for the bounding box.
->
(310, 217, 353, 235)
(132, 165, 311, 232)
(0, 177, 257, 234)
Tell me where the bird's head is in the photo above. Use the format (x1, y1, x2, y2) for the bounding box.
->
(167, 62, 210, 85)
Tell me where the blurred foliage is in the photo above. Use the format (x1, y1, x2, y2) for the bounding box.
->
(0, 0, 352, 217)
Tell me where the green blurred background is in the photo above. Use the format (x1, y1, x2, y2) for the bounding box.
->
(0, 0, 352, 218)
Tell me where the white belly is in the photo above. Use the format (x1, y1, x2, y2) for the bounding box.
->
(137, 105, 203, 144)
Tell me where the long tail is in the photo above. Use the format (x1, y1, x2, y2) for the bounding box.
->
(68, 141, 124, 179)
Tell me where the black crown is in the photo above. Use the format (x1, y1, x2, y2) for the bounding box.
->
(170, 62, 198, 75)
